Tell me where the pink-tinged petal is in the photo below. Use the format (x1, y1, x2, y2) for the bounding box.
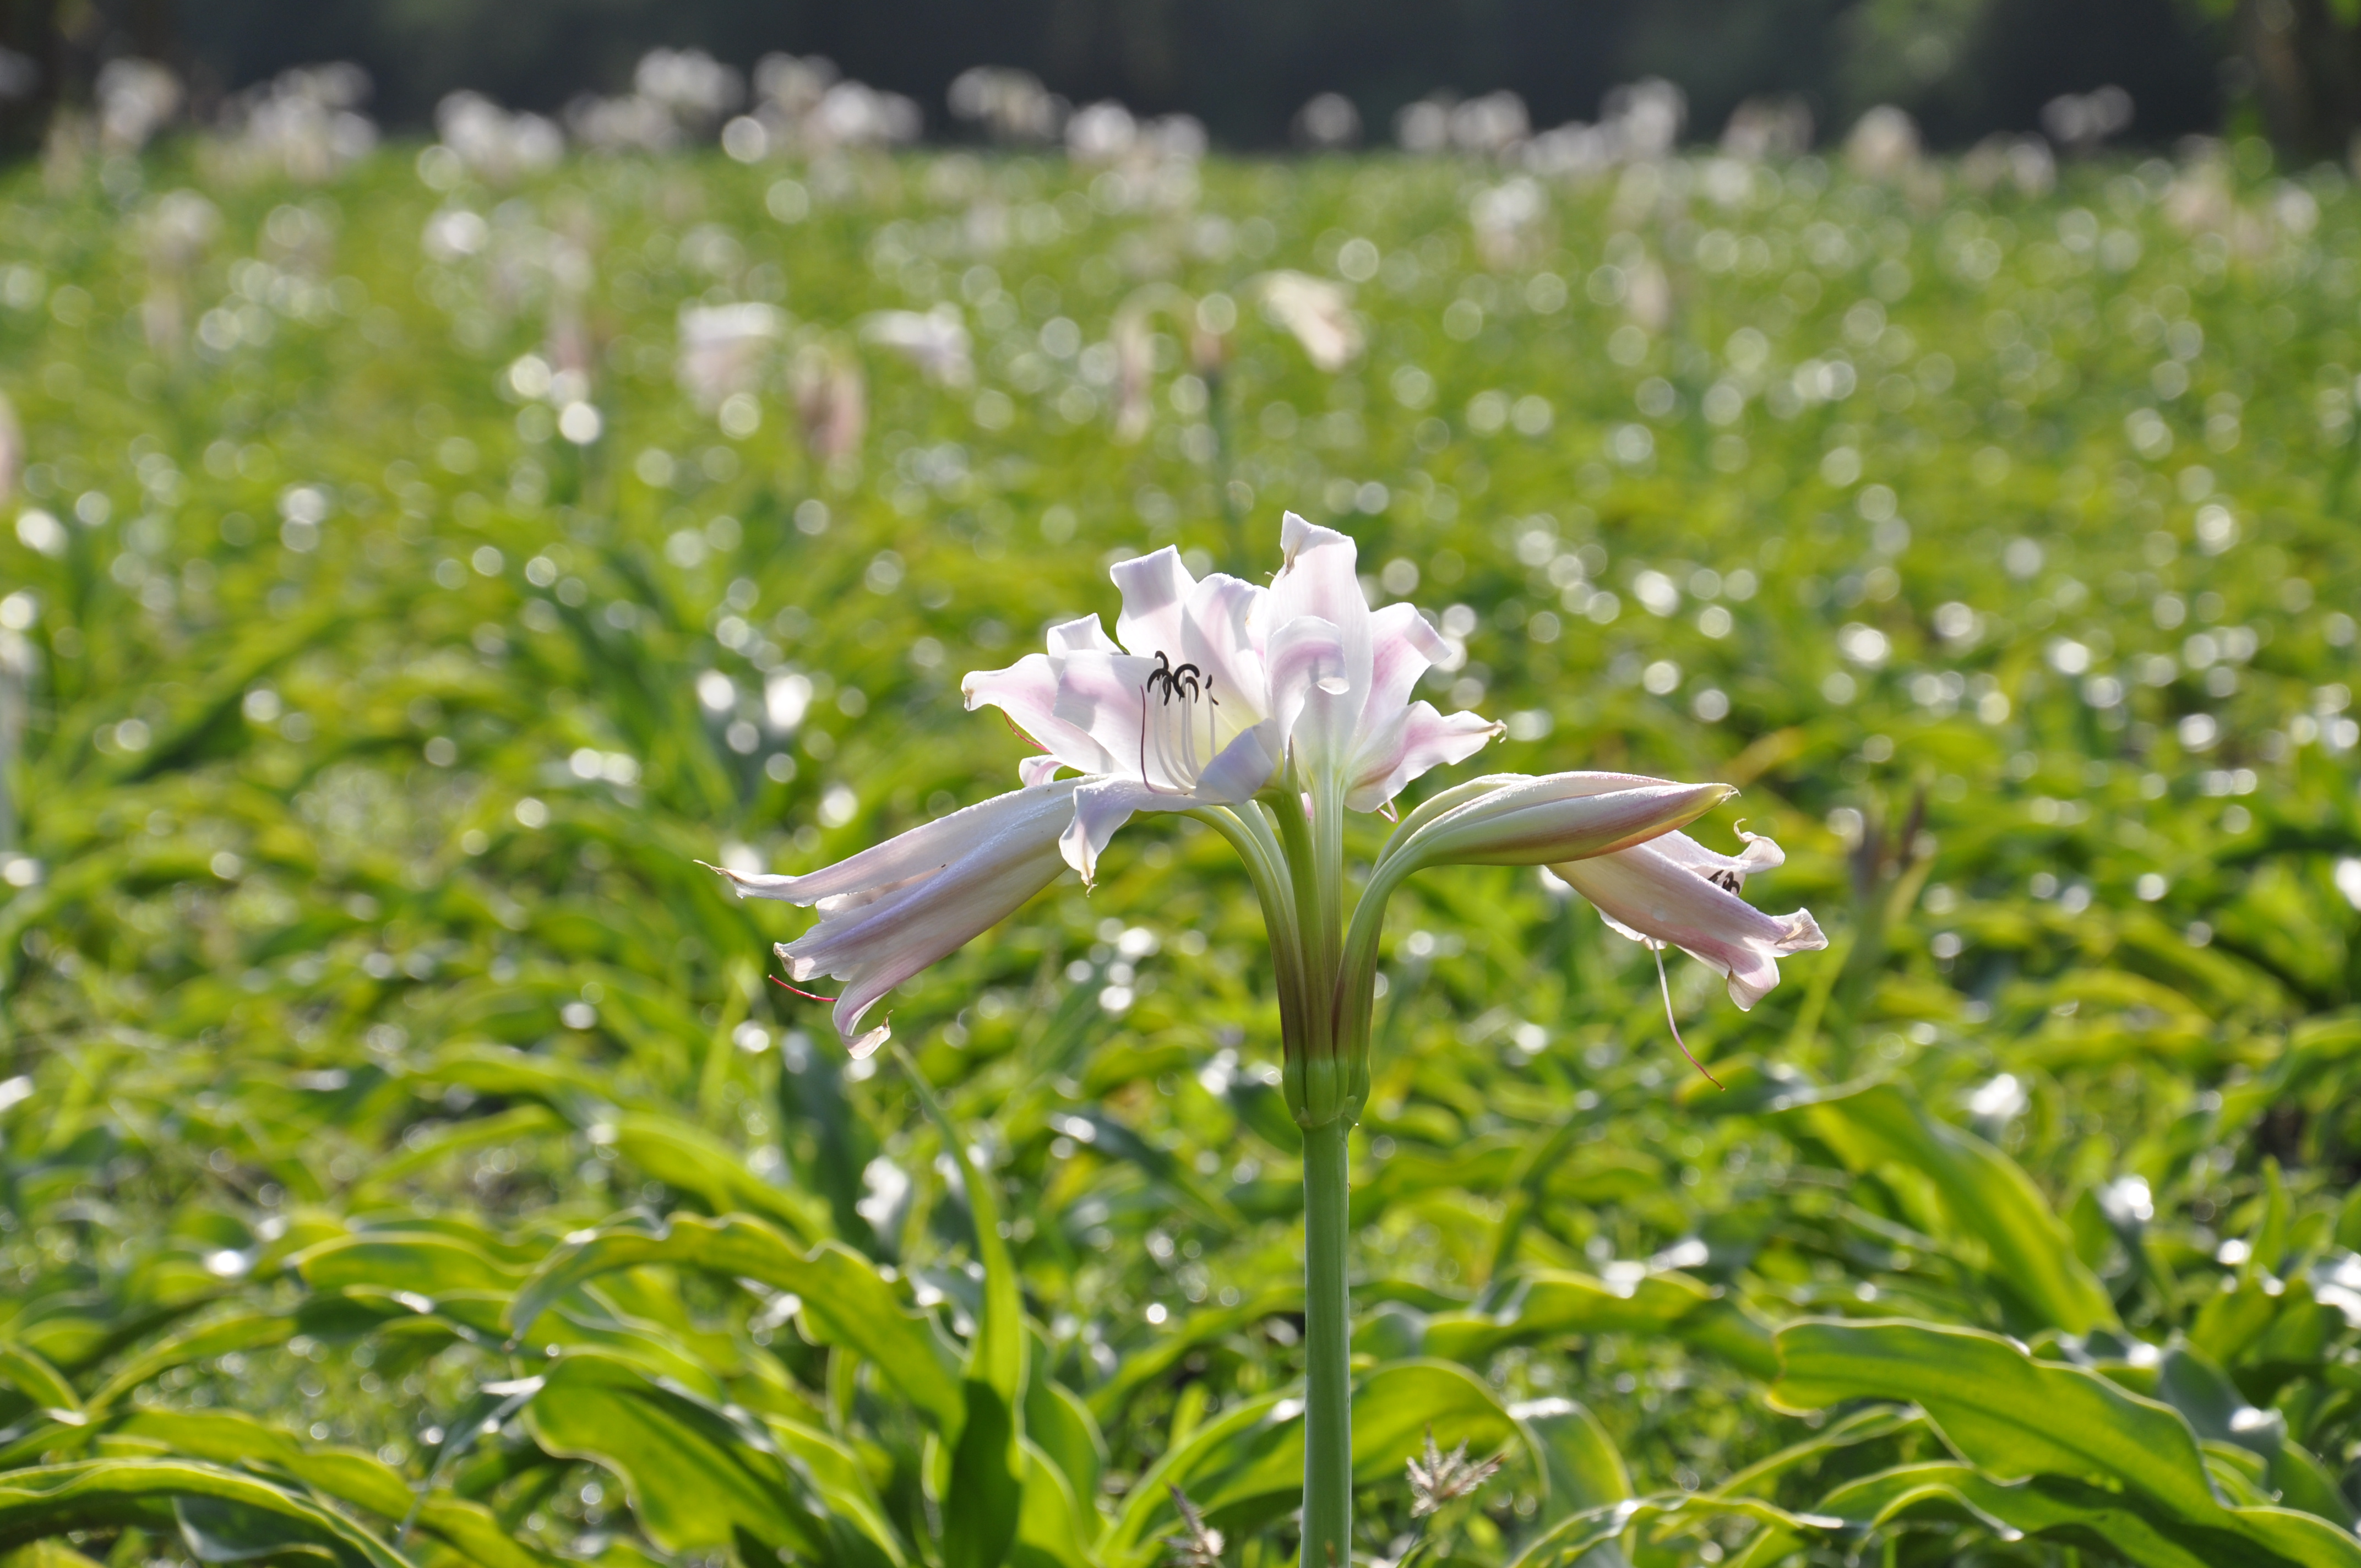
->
(1262, 614, 1348, 750)
(1111, 546, 1198, 657)
(1345, 702, 1501, 813)
(1190, 722, 1283, 804)
(1045, 614, 1120, 656)
(1059, 775, 1163, 884)
(1178, 573, 1269, 721)
(1269, 514, 1373, 772)
(1049, 650, 1166, 782)
(1640, 827, 1787, 885)
(963, 654, 1116, 775)
(1018, 755, 1065, 786)
(721, 781, 1079, 1054)
(1363, 601, 1447, 721)
(1552, 836, 1827, 1010)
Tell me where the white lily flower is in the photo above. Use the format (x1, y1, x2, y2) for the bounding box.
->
(964, 544, 1346, 881)
(1254, 271, 1363, 372)
(1267, 512, 1500, 813)
(1551, 826, 1827, 1009)
(677, 302, 783, 412)
(710, 780, 1079, 1057)
(861, 306, 973, 386)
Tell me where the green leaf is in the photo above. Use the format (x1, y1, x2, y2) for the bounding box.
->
(1508, 1494, 1841, 1568)
(0, 1344, 82, 1419)
(292, 1234, 527, 1300)
(1510, 1397, 1631, 1522)
(1425, 1268, 1777, 1380)
(520, 1352, 848, 1565)
(1104, 1360, 1533, 1562)
(1025, 1370, 1107, 1523)
(87, 1314, 297, 1412)
(0, 1460, 410, 1568)
(1772, 1080, 2120, 1334)
(1809, 1462, 2272, 1568)
(897, 1046, 1024, 1568)
(601, 1110, 824, 1240)
(505, 1214, 964, 1438)
(1769, 1319, 2361, 1567)
(1012, 1440, 1098, 1568)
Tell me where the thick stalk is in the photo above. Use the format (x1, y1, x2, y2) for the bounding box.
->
(1300, 1114, 1353, 1565)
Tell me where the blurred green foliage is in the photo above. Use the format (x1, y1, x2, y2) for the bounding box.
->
(0, 128, 2359, 1566)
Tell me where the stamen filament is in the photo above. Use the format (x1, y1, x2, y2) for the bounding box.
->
(1652, 943, 1723, 1090)
(769, 974, 839, 1003)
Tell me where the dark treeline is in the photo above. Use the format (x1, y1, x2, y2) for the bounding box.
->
(0, 0, 2287, 156)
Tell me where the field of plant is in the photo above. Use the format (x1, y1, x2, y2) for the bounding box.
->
(2, 124, 2360, 1568)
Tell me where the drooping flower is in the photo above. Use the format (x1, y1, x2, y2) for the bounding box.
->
(717, 511, 1819, 1071)
(962, 544, 1346, 880)
(1253, 271, 1362, 372)
(790, 342, 866, 467)
(861, 306, 972, 386)
(1550, 826, 1826, 1009)
(710, 780, 1079, 1056)
(1266, 513, 1499, 813)
(677, 302, 782, 412)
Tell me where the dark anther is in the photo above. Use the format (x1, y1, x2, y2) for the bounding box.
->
(1145, 649, 1210, 706)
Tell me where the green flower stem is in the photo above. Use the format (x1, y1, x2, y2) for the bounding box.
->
(1300, 1113, 1353, 1566)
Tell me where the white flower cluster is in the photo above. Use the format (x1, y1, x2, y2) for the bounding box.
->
(223, 65, 378, 183)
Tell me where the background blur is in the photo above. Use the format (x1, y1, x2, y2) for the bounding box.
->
(0, 0, 2296, 158)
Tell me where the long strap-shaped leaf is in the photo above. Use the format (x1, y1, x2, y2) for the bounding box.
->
(0, 1459, 412, 1568)
(504, 1212, 965, 1438)
(895, 1043, 1027, 1568)
(1770, 1319, 2361, 1567)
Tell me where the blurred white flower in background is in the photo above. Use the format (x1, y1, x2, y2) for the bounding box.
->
(1846, 105, 1924, 182)
(224, 64, 377, 183)
(1293, 92, 1362, 149)
(435, 91, 563, 184)
(1720, 95, 1813, 160)
(949, 66, 1064, 144)
(97, 58, 180, 153)
(140, 189, 218, 353)
(634, 48, 743, 133)
(791, 341, 867, 470)
(1470, 176, 1547, 269)
(677, 303, 784, 412)
(1253, 271, 1362, 372)
(861, 306, 972, 386)
(725, 54, 922, 157)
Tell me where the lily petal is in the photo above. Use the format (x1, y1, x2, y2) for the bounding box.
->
(1111, 546, 1198, 657)
(1346, 701, 1503, 814)
(711, 781, 1077, 1054)
(1551, 829, 1827, 1009)
(963, 652, 1118, 776)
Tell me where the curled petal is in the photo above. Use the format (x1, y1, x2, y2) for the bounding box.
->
(1364, 601, 1448, 721)
(1111, 546, 1196, 657)
(963, 652, 1117, 776)
(1552, 830, 1827, 1009)
(1045, 614, 1120, 656)
(1059, 775, 1161, 884)
(1017, 754, 1065, 786)
(1346, 701, 1503, 814)
(711, 781, 1077, 1053)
